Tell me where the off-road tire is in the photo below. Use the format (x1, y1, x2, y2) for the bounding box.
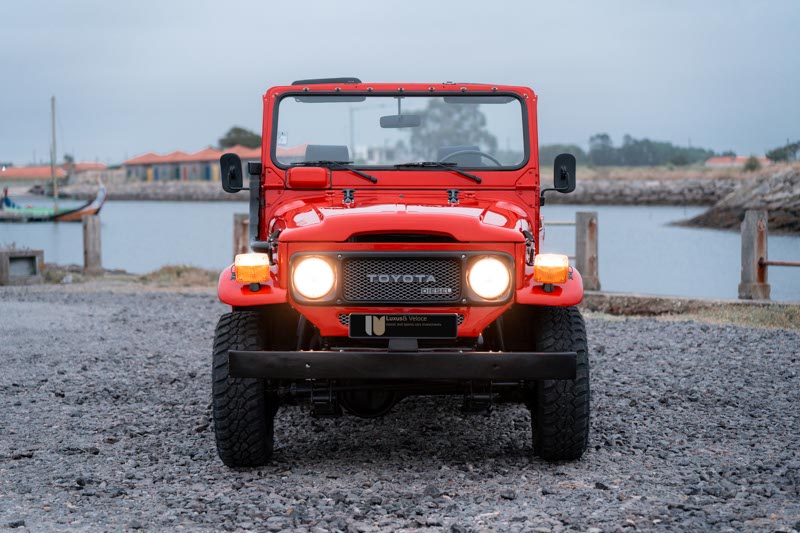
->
(212, 311, 278, 467)
(528, 306, 590, 461)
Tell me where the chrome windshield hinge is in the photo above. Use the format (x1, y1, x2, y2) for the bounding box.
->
(266, 229, 281, 265)
(342, 189, 355, 205)
(521, 229, 536, 266)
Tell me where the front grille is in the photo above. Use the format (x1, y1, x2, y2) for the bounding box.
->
(342, 257, 461, 303)
(339, 314, 465, 326)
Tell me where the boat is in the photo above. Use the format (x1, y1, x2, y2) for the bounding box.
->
(0, 95, 108, 223)
(0, 182, 106, 222)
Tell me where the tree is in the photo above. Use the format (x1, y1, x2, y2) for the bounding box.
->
(539, 144, 586, 166)
(765, 140, 800, 162)
(409, 100, 497, 160)
(588, 133, 617, 166)
(63, 153, 74, 165)
(219, 126, 261, 149)
(587, 133, 715, 166)
(743, 156, 761, 172)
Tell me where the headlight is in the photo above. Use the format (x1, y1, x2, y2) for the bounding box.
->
(293, 257, 335, 299)
(468, 257, 510, 300)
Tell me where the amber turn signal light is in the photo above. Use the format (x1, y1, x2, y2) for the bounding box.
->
(234, 253, 270, 284)
(533, 253, 570, 284)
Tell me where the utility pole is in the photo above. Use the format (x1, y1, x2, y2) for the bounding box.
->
(50, 96, 59, 213)
(348, 103, 389, 163)
(349, 106, 355, 159)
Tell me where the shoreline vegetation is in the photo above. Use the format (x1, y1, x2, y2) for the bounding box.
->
(53, 163, 800, 233)
(34, 264, 800, 330)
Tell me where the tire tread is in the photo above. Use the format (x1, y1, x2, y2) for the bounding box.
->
(212, 311, 276, 467)
(530, 306, 590, 461)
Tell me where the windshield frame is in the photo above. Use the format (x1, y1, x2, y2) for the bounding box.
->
(269, 91, 530, 172)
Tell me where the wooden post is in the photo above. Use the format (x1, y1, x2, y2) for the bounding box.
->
(234, 214, 250, 257)
(575, 211, 600, 291)
(82, 215, 103, 276)
(738, 210, 770, 300)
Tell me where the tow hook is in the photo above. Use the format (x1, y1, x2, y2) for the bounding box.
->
(311, 383, 342, 418)
(461, 383, 493, 414)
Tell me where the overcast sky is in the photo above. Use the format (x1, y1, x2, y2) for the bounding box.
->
(1, 0, 797, 166)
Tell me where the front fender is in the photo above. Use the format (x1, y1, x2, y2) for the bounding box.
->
(515, 267, 584, 306)
(217, 264, 288, 307)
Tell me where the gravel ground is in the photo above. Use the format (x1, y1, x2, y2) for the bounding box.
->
(1, 281, 799, 531)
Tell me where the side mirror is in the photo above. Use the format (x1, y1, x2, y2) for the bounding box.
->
(220, 153, 247, 193)
(540, 153, 576, 205)
(553, 153, 576, 194)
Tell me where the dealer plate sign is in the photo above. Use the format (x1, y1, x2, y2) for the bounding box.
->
(348, 314, 458, 339)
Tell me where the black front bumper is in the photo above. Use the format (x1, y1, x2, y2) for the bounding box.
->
(229, 350, 576, 381)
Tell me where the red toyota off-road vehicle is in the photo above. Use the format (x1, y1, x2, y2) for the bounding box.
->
(213, 78, 588, 467)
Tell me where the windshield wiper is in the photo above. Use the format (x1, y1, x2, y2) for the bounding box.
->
(394, 162, 482, 183)
(292, 160, 377, 183)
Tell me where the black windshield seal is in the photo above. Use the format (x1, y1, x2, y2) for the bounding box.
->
(270, 91, 530, 172)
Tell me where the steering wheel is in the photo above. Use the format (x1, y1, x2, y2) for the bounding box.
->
(439, 149, 502, 167)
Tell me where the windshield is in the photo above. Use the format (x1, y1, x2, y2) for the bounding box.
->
(273, 94, 527, 169)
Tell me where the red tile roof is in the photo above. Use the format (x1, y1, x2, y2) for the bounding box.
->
(276, 144, 309, 158)
(226, 145, 262, 159)
(124, 146, 262, 166)
(125, 152, 159, 165)
(184, 147, 223, 162)
(0, 165, 67, 180)
(706, 156, 771, 166)
(161, 151, 192, 163)
(64, 162, 107, 172)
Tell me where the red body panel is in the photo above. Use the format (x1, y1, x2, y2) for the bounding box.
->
(217, 267, 287, 307)
(516, 267, 584, 306)
(219, 81, 582, 335)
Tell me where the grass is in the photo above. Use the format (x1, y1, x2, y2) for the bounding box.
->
(684, 305, 800, 331)
(42, 264, 84, 284)
(576, 162, 798, 181)
(138, 265, 218, 286)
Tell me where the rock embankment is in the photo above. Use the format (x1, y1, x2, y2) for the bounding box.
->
(60, 176, 743, 205)
(682, 164, 800, 233)
(60, 181, 244, 202)
(546, 177, 741, 206)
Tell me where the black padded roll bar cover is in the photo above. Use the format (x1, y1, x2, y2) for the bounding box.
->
(292, 77, 362, 85)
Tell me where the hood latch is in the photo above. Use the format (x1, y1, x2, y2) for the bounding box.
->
(447, 189, 459, 205)
(342, 189, 355, 205)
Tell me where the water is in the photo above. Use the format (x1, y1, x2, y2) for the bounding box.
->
(1, 200, 798, 302)
(541, 204, 800, 302)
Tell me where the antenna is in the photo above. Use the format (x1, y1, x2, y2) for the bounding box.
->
(50, 96, 59, 213)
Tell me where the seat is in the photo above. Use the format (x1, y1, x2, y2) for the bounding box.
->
(305, 145, 350, 162)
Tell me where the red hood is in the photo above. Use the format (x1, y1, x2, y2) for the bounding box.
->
(270, 192, 532, 242)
